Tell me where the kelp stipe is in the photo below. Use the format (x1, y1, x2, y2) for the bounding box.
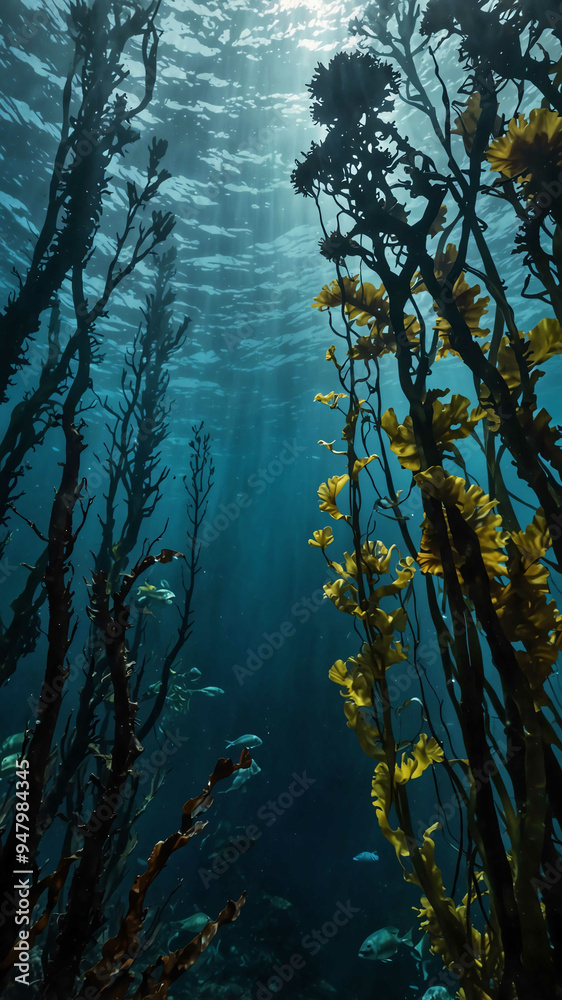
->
(0, 2, 249, 996)
(295, 4, 562, 998)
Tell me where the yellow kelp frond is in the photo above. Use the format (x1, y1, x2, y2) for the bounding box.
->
(323, 577, 360, 615)
(451, 92, 482, 154)
(325, 344, 341, 369)
(486, 108, 562, 181)
(314, 390, 348, 408)
(360, 539, 396, 577)
(414, 845, 501, 996)
(308, 527, 334, 549)
(367, 562, 417, 607)
(352, 616, 409, 671)
(496, 317, 562, 390)
(337, 542, 416, 601)
(493, 514, 562, 690)
(329, 657, 372, 706)
(348, 313, 420, 362)
(372, 763, 411, 860)
(395, 734, 445, 784)
(318, 439, 346, 455)
(415, 469, 509, 583)
(351, 454, 378, 479)
(317, 474, 350, 520)
(510, 512, 551, 591)
(381, 408, 419, 471)
(343, 701, 386, 759)
(313, 275, 360, 310)
(433, 277, 490, 358)
(312, 275, 390, 329)
(382, 396, 485, 472)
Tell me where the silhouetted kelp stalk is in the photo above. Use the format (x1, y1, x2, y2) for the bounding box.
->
(95, 248, 190, 586)
(294, 3, 562, 998)
(0, 1, 248, 995)
(0, 0, 162, 405)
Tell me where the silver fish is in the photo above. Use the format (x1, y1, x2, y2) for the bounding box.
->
(136, 579, 175, 605)
(353, 851, 379, 862)
(358, 926, 414, 961)
(1, 733, 25, 754)
(413, 933, 433, 979)
(0, 753, 21, 777)
(167, 913, 210, 950)
(219, 759, 261, 793)
(188, 686, 224, 697)
(226, 734, 263, 749)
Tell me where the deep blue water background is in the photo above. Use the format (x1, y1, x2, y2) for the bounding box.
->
(0, 2, 559, 998)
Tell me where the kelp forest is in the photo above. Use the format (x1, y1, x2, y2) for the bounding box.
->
(1, 0, 562, 999)
(296, 1, 562, 998)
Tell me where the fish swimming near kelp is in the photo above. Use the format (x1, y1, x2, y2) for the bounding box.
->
(353, 851, 379, 862)
(188, 686, 224, 697)
(358, 926, 414, 961)
(219, 759, 261, 793)
(167, 913, 211, 950)
(421, 988, 451, 1000)
(1, 732, 25, 754)
(226, 734, 263, 749)
(136, 579, 175, 605)
(0, 753, 20, 778)
(413, 932, 433, 979)
(188, 667, 202, 682)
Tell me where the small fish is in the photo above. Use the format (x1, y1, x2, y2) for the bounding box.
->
(413, 933, 433, 979)
(358, 926, 414, 961)
(0, 753, 21, 778)
(136, 579, 175, 605)
(226, 734, 262, 749)
(269, 896, 292, 910)
(353, 851, 379, 863)
(167, 913, 211, 949)
(422, 989, 451, 1000)
(188, 686, 224, 697)
(189, 668, 202, 682)
(219, 759, 261, 793)
(1, 733, 25, 754)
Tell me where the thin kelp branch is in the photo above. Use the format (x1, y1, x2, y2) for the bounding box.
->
(77, 753, 250, 1000)
(296, 29, 562, 1000)
(0, 138, 175, 695)
(138, 426, 214, 741)
(352, 1, 562, 562)
(0, 167, 174, 985)
(96, 248, 189, 584)
(0, 0, 162, 402)
(36, 546, 181, 1000)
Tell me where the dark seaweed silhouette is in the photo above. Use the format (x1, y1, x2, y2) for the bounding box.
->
(0, 2, 247, 997)
(294, 10, 562, 997)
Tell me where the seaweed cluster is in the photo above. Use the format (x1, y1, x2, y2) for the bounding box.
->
(296, 3, 562, 998)
(0, 2, 249, 997)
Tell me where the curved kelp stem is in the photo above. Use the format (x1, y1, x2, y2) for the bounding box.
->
(296, 15, 562, 999)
